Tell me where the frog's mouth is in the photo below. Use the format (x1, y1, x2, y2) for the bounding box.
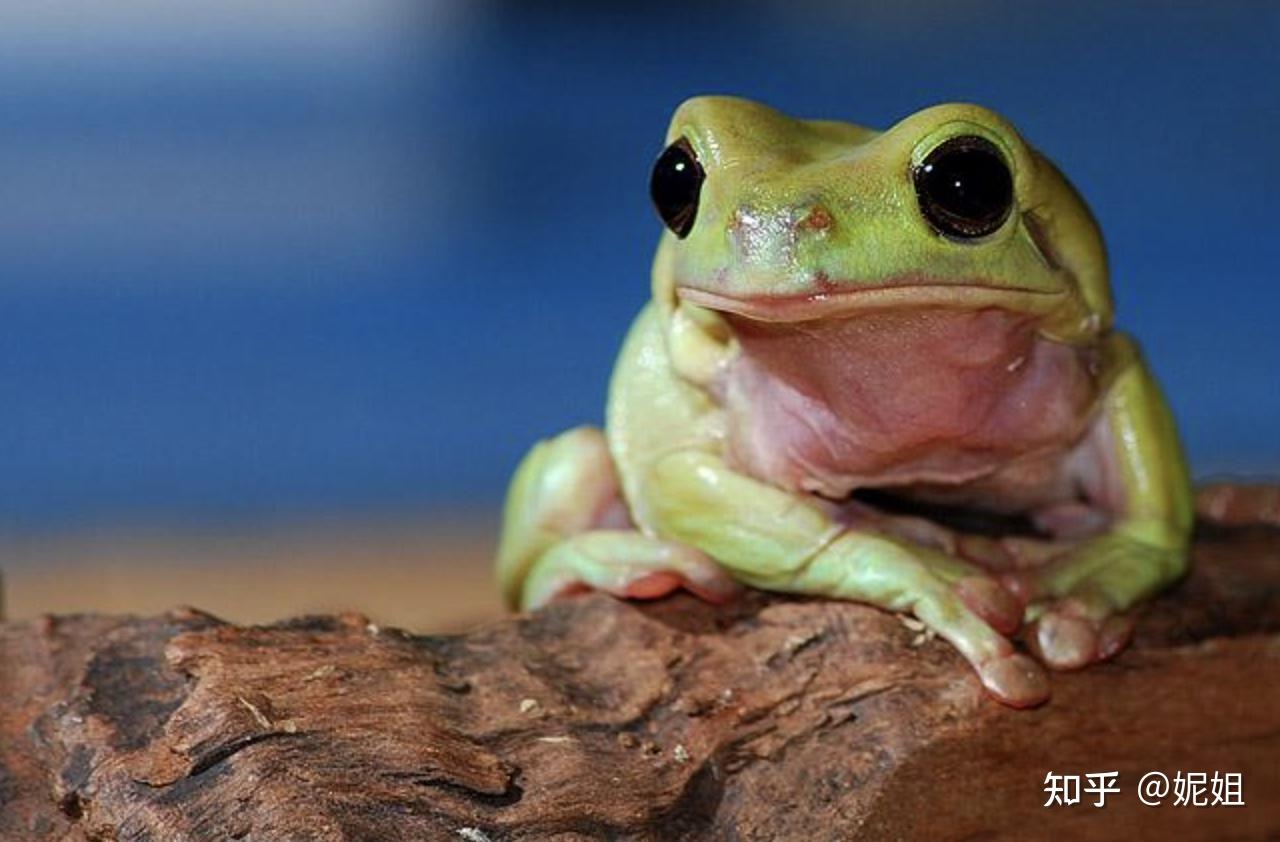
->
(677, 280, 1063, 323)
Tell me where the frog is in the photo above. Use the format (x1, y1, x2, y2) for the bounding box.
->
(496, 96, 1193, 708)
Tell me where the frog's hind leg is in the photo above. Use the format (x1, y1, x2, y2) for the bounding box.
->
(520, 530, 739, 611)
(496, 426, 737, 611)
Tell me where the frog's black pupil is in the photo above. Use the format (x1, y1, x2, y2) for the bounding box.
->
(650, 138, 705, 238)
(914, 136, 1013, 239)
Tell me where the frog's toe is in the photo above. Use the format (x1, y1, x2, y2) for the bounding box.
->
(976, 652, 1051, 709)
(621, 571, 685, 600)
(1026, 601, 1134, 670)
(1027, 611, 1095, 670)
(954, 576, 1025, 636)
(621, 570, 740, 604)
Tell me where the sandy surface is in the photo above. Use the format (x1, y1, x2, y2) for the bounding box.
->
(0, 512, 507, 634)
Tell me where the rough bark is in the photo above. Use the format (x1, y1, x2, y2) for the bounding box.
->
(1, 524, 1277, 841)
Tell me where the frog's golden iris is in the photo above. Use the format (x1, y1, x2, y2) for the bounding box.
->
(497, 97, 1192, 709)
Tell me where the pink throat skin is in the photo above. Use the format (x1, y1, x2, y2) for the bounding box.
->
(717, 305, 1100, 501)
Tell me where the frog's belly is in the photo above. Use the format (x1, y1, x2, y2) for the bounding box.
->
(721, 307, 1099, 501)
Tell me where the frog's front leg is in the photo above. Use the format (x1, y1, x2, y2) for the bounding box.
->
(496, 426, 737, 610)
(646, 450, 1048, 707)
(1008, 336, 1193, 670)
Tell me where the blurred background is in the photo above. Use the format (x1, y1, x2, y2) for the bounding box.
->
(2, 0, 1277, 631)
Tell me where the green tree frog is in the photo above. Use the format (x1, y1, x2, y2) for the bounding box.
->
(496, 97, 1193, 708)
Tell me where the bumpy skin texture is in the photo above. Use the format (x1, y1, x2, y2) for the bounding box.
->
(497, 97, 1193, 708)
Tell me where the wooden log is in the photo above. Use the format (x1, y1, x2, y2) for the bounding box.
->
(1, 524, 1277, 840)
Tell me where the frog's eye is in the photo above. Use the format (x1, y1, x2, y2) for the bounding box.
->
(650, 138, 705, 239)
(913, 135, 1014, 240)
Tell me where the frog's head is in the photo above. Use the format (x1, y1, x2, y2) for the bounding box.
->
(649, 96, 1110, 342)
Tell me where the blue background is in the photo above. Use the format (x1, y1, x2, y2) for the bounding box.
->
(2, 0, 1277, 533)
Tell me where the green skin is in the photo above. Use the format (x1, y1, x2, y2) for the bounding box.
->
(496, 97, 1193, 708)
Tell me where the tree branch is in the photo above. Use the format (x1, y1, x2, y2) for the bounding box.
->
(2, 524, 1278, 840)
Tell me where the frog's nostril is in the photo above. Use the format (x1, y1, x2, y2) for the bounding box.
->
(797, 205, 833, 233)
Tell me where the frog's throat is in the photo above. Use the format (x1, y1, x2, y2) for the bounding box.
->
(717, 305, 1100, 499)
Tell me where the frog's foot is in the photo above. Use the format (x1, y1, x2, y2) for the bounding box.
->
(905, 562, 1045, 707)
(520, 529, 741, 612)
(1002, 533, 1183, 670)
(909, 578, 1046, 708)
(787, 532, 1045, 707)
(892, 547, 1027, 638)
